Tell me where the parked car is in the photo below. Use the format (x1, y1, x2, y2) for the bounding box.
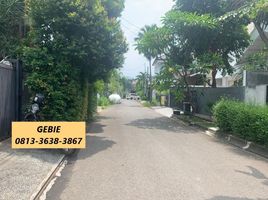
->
(126, 93, 140, 100)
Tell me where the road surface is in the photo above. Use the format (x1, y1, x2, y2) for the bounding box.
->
(46, 100, 268, 200)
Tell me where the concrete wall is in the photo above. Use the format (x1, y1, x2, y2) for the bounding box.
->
(244, 71, 268, 87)
(245, 85, 267, 105)
(170, 87, 245, 116)
(243, 71, 268, 106)
(169, 71, 268, 116)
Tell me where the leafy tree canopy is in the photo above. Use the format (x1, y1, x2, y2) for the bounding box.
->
(101, 0, 125, 18)
(0, 0, 24, 58)
(223, 0, 268, 47)
(22, 0, 127, 120)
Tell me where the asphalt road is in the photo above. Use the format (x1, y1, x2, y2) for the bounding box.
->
(46, 100, 268, 200)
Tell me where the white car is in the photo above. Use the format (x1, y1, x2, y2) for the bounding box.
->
(126, 93, 140, 100)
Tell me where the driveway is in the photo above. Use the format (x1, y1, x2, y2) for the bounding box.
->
(46, 100, 268, 200)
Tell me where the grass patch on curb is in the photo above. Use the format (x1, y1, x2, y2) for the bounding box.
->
(142, 100, 160, 107)
(142, 101, 151, 107)
(176, 115, 217, 129)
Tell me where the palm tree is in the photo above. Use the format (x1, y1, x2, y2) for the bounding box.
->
(134, 25, 158, 102)
(136, 72, 149, 99)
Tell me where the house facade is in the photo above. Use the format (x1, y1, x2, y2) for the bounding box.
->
(214, 23, 268, 87)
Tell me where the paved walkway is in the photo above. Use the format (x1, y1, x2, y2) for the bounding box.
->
(151, 106, 173, 118)
(0, 139, 64, 200)
(46, 100, 268, 200)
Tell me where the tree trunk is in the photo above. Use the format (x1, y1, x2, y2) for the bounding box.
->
(182, 72, 190, 100)
(182, 69, 195, 115)
(211, 66, 217, 88)
(254, 22, 268, 48)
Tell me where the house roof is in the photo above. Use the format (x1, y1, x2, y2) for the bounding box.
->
(238, 25, 268, 65)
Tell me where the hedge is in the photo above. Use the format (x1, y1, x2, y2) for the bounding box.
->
(213, 99, 268, 147)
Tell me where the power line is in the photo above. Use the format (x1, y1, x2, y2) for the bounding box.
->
(121, 17, 141, 31)
(121, 23, 138, 36)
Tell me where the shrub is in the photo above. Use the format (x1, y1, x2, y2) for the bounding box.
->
(213, 99, 240, 132)
(142, 100, 160, 107)
(213, 99, 268, 146)
(98, 96, 110, 107)
(142, 101, 151, 107)
(87, 84, 98, 121)
(151, 99, 160, 106)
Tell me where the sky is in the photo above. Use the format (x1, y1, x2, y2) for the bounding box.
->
(120, 0, 174, 78)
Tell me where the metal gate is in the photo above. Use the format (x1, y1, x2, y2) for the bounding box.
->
(0, 60, 22, 140)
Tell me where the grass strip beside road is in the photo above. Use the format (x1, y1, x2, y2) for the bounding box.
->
(175, 114, 217, 130)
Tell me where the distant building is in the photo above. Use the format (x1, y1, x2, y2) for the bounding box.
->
(153, 58, 165, 76)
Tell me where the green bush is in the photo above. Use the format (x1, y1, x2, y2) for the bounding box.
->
(142, 101, 151, 107)
(21, 0, 127, 122)
(213, 100, 244, 132)
(87, 84, 98, 122)
(151, 99, 160, 106)
(98, 96, 110, 107)
(213, 99, 268, 146)
(142, 99, 160, 107)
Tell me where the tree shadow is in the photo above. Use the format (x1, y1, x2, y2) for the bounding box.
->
(126, 117, 199, 134)
(86, 122, 106, 134)
(207, 196, 268, 200)
(77, 135, 116, 160)
(46, 134, 116, 200)
(263, 180, 268, 186)
(235, 166, 268, 187)
(95, 115, 113, 121)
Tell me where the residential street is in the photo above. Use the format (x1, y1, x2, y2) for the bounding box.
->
(46, 100, 268, 200)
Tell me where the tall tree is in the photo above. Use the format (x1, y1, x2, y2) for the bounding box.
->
(136, 72, 149, 100)
(0, 0, 25, 59)
(22, 0, 127, 120)
(101, 0, 125, 18)
(134, 25, 158, 102)
(173, 0, 250, 87)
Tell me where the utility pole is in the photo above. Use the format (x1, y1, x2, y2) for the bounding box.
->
(149, 58, 152, 103)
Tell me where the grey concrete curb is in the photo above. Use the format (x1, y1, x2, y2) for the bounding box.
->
(171, 115, 268, 160)
(30, 154, 65, 200)
(151, 106, 268, 160)
(206, 129, 268, 160)
(247, 143, 268, 160)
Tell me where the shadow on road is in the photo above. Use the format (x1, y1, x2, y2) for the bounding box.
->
(126, 117, 198, 134)
(77, 135, 116, 160)
(46, 134, 116, 199)
(235, 166, 268, 187)
(96, 116, 113, 121)
(208, 135, 268, 165)
(87, 123, 106, 134)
